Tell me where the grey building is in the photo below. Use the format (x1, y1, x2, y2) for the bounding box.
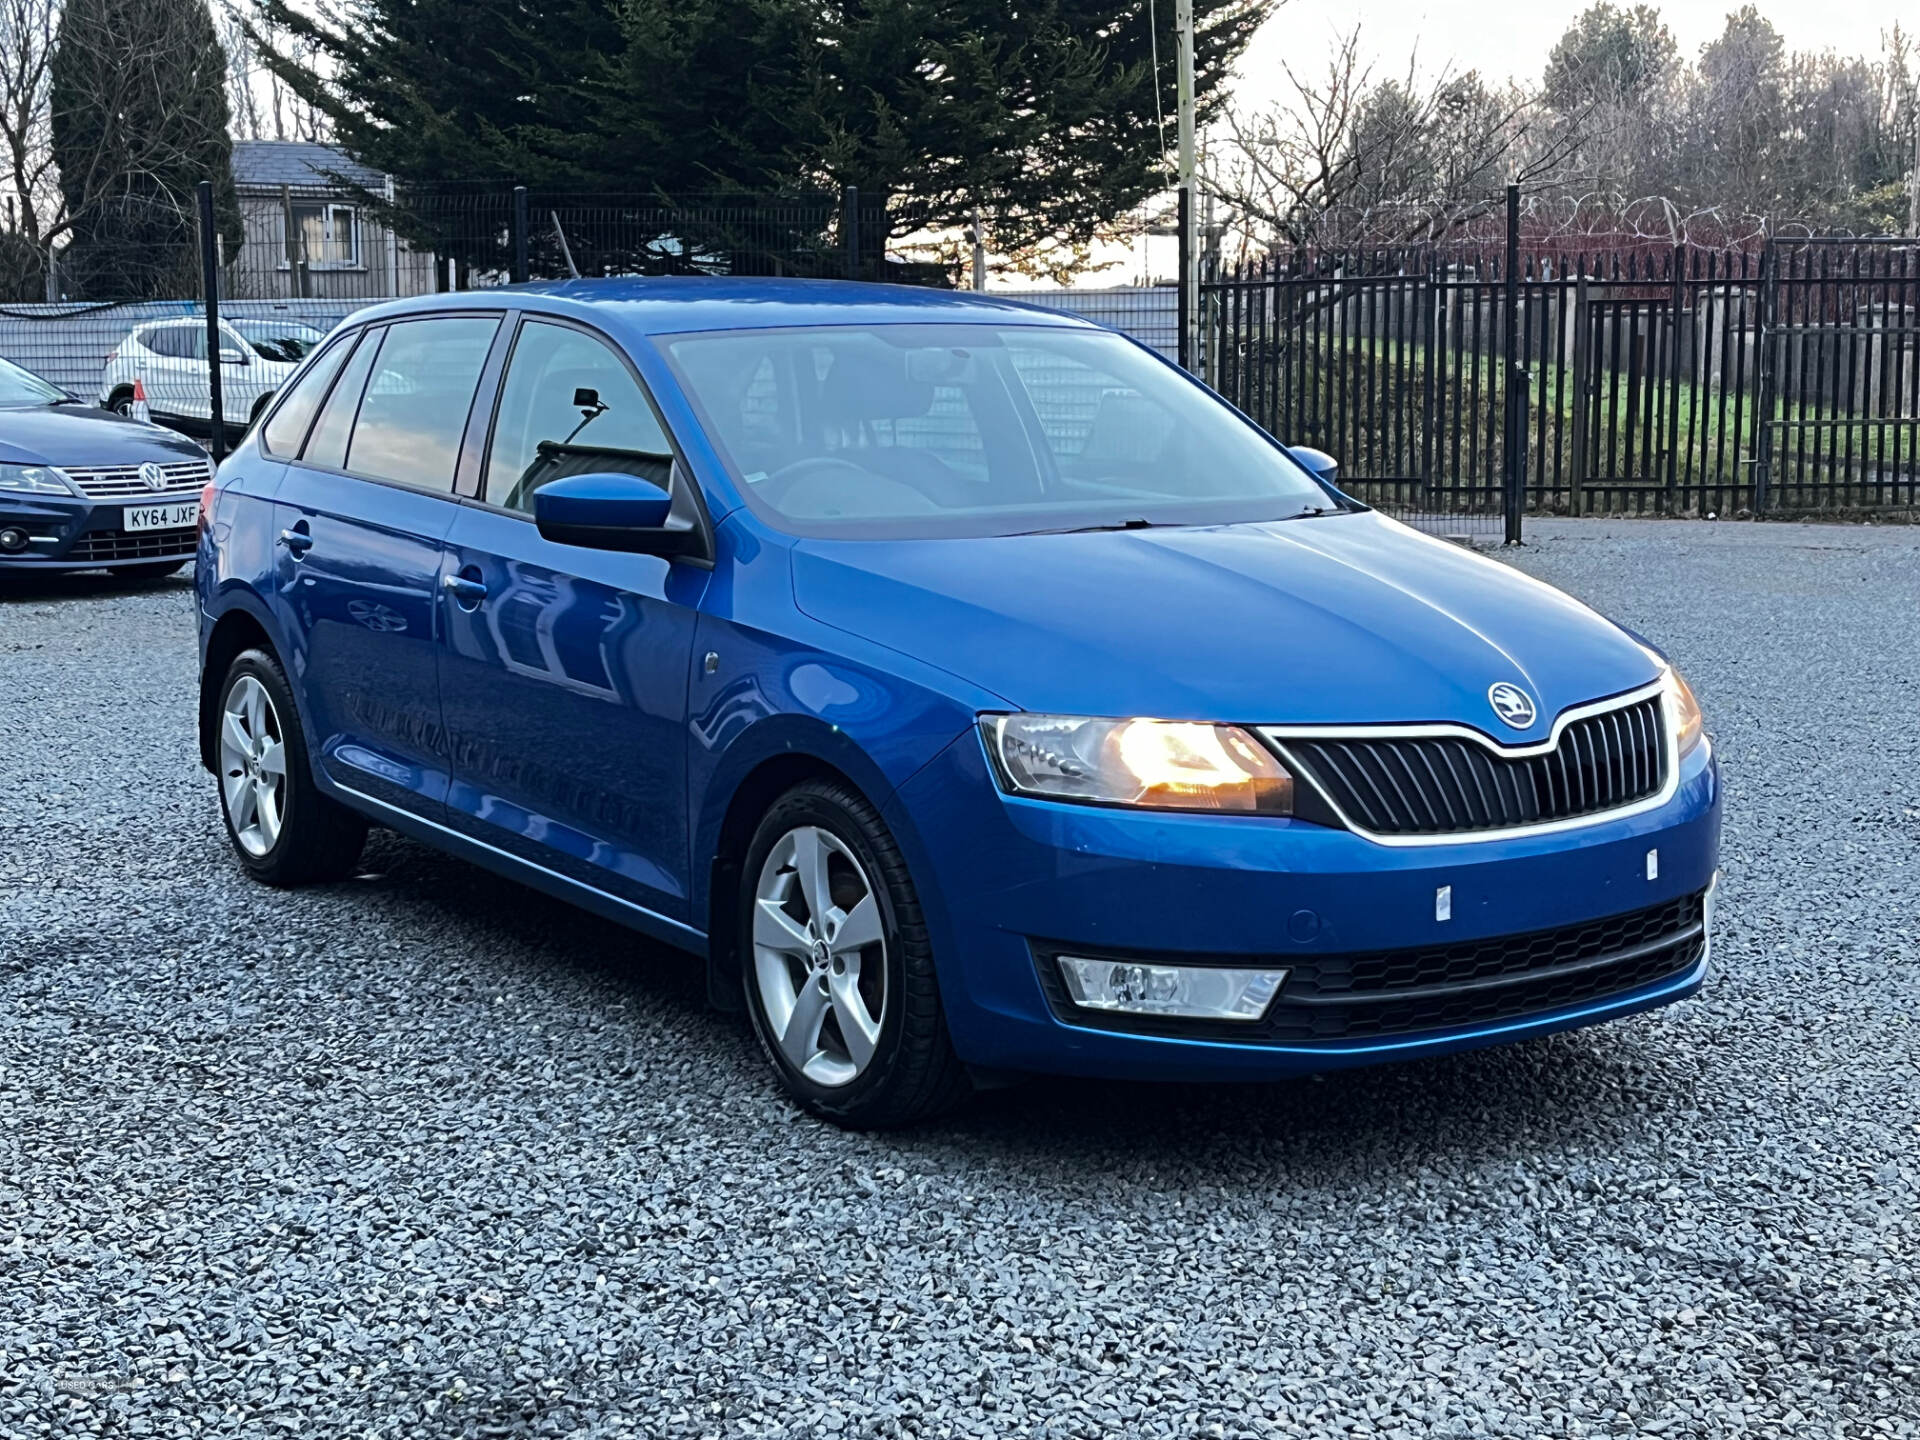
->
(228, 141, 436, 301)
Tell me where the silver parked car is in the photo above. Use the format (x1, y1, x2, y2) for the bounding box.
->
(99, 319, 329, 436)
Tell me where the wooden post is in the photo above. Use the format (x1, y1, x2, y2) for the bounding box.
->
(280, 185, 305, 299)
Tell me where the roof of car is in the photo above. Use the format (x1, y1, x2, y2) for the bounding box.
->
(347, 276, 1101, 338)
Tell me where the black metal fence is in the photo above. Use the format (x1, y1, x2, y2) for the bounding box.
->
(1201, 217, 1920, 530)
(6, 173, 1915, 534)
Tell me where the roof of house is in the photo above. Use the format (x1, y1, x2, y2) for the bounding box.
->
(231, 141, 387, 193)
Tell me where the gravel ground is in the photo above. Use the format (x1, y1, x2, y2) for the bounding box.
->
(2, 520, 1917, 1439)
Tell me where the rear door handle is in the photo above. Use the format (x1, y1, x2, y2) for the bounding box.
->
(442, 571, 488, 608)
(278, 527, 313, 556)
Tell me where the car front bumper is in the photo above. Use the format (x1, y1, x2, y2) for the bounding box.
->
(0, 491, 200, 571)
(885, 730, 1722, 1082)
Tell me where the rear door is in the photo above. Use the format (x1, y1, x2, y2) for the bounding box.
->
(436, 315, 707, 923)
(141, 324, 206, 422)
(269, 312, 504, 819)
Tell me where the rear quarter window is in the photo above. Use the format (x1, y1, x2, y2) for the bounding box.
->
(261, 333, 358, 458)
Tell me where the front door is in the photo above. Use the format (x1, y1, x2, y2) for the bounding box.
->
(270, 313, 503, 817)
(437, 316, 706, 923)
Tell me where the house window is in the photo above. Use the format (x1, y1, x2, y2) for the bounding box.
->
(288, 203, 360, 269)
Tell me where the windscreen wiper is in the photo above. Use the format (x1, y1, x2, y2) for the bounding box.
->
(1015, 517, 1175, 536)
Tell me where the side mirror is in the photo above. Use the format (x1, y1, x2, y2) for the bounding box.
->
(219, 347, 250, 365)
(533, 470, 709, 561)
(1289, 445, 1339, 485)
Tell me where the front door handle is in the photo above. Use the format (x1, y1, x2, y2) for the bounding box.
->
(442, 570, 488, 609)
(278, 527, 313, 556)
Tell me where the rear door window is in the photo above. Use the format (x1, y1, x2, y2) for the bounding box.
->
(301, 328, 382, 471)
(144, 326, 191, 358)
(346, 316, 500, 492)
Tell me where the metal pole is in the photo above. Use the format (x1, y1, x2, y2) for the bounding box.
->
(197, 180, 227, 463)
(1665, 244, 1684, 513)
(1175, 0, 1197, 372)
(511, 185, 529, 283)
(843, 186, 860, 281)
(1502, 183, 1522, 544)
(1753, 238, 1778, 515)
(1570, 270, 1591, 516)
(1176, 187, 1192, 371)
(970, 211, 986, 291)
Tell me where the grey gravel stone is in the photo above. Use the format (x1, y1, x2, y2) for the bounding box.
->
(1, 521, 1917, 1438)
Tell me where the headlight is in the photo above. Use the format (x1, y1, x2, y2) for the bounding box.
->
(981, 714, 1294, 814)
(1640, 647, 1705, 757)
(1665, 665, 1705, 756)
(0, 463, 73, 495)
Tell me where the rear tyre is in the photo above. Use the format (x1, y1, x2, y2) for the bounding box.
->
(115, 561, 186, 580)
(106, 387, 134, 417)
(739, 779, 971, 1129)
(215, 648, 367, 886)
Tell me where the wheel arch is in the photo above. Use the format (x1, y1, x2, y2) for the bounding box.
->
(198, 605, 276, 773)
(701, 739, 888, 1014)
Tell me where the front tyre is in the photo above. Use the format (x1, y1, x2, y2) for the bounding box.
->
(215, 649, 367, 886)
(740, 780, 970, 1129)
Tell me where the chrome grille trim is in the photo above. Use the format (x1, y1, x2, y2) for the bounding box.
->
(1260, 679, 1680, 848)
(61, 458, 213, 499)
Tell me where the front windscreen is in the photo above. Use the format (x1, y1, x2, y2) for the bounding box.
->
(0, 355, 65, 406)
(660, 323, 1337, 538)
(236, 322, 326, 363)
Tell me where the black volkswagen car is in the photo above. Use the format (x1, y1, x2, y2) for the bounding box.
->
(0, 355, 212, 578)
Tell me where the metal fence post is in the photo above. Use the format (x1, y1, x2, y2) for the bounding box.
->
(197, 180, 227, 463)
(1502, 184, 1523, 544)
(1570, 270, 1591, 515)
(1420, 252, 1437, 505)
(511, 186, 529, 283)
(1752, 239, 1778, 515)
(1665, 245, 1684, 513)
(842, 186, 860, 280)
(1176, 186, 1192, 372)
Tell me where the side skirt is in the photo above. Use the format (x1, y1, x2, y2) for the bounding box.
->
(331, 781, 709, 960)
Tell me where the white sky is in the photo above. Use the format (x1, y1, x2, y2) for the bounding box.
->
(1238, 0, 1912, 102)
(1036, 0, 1913, 287)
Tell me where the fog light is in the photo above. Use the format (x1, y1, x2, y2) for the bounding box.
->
(1055, 956, 1287, 1021)
(0, 527, 27, 551)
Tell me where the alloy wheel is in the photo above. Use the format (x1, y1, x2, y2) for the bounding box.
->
(219, 674, 288, 857)
(752, 825, 888, 1088)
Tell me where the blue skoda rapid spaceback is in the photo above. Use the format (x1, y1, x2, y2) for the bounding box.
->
(195, 279, 1720, 1127)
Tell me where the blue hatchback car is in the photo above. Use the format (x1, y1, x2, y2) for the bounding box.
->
(195, 279, 1719, 1126)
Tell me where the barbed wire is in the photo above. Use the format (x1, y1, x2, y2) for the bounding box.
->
(1228, 190, 1910, 259)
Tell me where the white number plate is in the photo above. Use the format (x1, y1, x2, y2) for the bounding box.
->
(122, 500, 199, 532)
